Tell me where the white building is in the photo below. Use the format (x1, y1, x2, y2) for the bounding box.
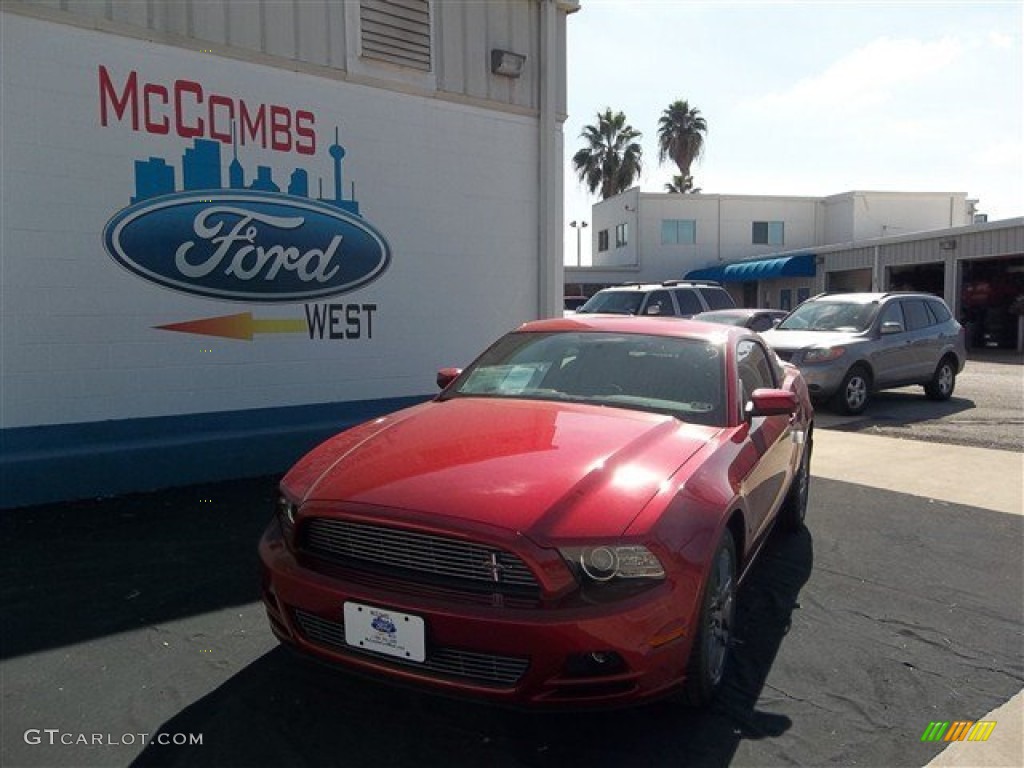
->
(566, 188, 1024, 350)
(0, 0, 577, 507)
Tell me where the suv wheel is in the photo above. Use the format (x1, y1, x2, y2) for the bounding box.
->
(833, 365, 871, 415)
(924, 356, 957, 401)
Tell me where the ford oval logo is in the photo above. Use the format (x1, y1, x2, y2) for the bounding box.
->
(103, 190, 391, 302)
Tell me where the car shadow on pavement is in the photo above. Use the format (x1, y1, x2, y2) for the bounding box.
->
(0, 476, 281, 660)
(130, 528, 814, 768)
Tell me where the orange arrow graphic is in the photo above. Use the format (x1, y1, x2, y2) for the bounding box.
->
(156, 313, 307, 341)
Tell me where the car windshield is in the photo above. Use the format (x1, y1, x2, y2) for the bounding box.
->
(776, 300, 877, 332)
(576, 291, 644, 315)
(445, 331, 726, 426)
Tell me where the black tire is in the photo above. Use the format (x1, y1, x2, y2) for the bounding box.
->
(779, 435, 812, 532)
(924, 356, 957, 401)
(682, 531, 737, 707)
(832, 365, 871, 415)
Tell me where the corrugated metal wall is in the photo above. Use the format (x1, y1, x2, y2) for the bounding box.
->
(12, 0, 549, 113)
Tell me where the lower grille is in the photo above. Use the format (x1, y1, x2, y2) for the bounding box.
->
(292, 608, 529, 688)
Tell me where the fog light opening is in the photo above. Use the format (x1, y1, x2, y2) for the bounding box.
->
(564, 651, 626, 678)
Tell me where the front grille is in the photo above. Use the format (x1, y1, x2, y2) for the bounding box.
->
(292, 608, 529, 688)
(300, 518, 539, 593)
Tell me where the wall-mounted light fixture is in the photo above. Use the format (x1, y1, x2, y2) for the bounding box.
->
(491, 49, 526, 78)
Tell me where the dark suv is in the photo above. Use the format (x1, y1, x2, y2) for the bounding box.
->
(761, 292, 966, 414)
(575, 281, 736, 318)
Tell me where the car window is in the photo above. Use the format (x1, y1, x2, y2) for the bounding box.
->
(577, 291, 643, 315)
(697, 287, 735, 310)
(642, 290, 674, 316)
(672, 289, 704, 315)
(902, 300, 933, 331)
(749, 314, 775, 332)
(736, 339, 777, 408)
(450, 331, 726, 426)
(879, 301, 905, 330)
(927, 299, 952, 323)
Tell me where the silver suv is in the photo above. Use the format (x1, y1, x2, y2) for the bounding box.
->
(575, 280, 736, 318)
(761, 292, 966, 415)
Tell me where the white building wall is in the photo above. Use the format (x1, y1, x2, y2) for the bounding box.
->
(0, 1, 576, 506)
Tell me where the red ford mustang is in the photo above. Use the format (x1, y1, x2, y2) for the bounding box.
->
(259, 316, 814, 707)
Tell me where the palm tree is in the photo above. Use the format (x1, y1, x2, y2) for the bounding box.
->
(657, 100, 707, 182)
(665, 174, 701, 194)
(572, 108, 643, 200)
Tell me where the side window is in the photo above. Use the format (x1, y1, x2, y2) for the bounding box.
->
(673, 289, 704, 316)
(927, 299, 952, 323)
(642, 290, 674, 316)
(903, 300, 932, 331)
(737, 339, 777, 407)
(879, 301, 905, 330)
(697, 287, 734, 310)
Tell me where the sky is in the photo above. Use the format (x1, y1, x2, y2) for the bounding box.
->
(562, 0, 1023, 265)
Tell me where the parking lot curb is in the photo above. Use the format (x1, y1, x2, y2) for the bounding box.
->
(812, 429, 1024, 516)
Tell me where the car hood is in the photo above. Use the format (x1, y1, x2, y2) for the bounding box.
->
(288, 398, 720, 541)
(762, 328, 865, 349)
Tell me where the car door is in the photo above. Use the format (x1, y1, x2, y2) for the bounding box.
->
(902, 298, 941, 380)
(871, 300, 914, 387)
(735, 339, 794, 543)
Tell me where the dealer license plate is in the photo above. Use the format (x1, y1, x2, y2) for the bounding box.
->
(343, 602, 426, 662)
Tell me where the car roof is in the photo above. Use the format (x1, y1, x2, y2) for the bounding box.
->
(597, 281, 724, 292)
(520, 314, 754, 343)
(807, 291, 942, 303)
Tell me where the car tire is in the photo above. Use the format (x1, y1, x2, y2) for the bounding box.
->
(682, 530, 737, 707)
(779, 435, 812, 532)
(924, 356, 957, 401)
(832, 365, 871, 415)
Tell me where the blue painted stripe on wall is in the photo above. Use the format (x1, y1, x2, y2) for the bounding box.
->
(0, 395, 430, 510)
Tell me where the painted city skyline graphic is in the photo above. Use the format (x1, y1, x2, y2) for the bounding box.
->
(130, 125, 360, 216)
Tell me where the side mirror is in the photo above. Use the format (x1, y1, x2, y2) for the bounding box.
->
(436, 367, 462, 390)
(880, 321, 904, 335)
(745, 388, 798, 419)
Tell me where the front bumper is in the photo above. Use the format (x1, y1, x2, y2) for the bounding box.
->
(775, 354, 846, 399)
(259, 521, 699, 708)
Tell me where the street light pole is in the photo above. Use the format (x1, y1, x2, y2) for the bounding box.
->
(569, 220, 589, 266)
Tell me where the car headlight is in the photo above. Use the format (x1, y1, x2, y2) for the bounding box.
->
(802, 346, 846, 363)
(559, 545, 665, 583)
(275, 495, 298, 544)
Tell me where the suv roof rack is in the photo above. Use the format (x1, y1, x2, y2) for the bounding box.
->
(661, 279, 723, 287)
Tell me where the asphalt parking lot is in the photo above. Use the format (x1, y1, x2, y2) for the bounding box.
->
(2, 354, 1022, 768)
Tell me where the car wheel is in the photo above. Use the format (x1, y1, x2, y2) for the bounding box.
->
(682, 531, 736, 707)
(779, 435, 812, 532)
(832, 365, 870, 415)
(924, 356, 956, 401)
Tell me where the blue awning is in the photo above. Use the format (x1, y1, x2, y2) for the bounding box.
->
(686, 253, 816, 283)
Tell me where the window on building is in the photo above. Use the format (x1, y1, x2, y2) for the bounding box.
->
(797, 287, 810, 305)
(615, 223, 628, 248)
(597, 229, 609, 252)
(661, 219, 696, 245)
(780, 289, 793, 311)
(360, 0, 432, 72)
(752, 221, 784, 246)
